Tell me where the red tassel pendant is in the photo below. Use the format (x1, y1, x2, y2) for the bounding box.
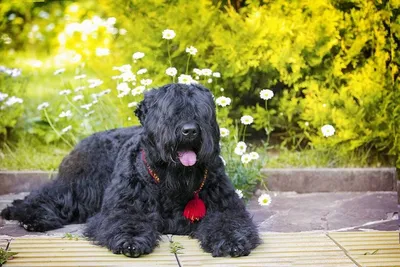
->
(183, 193, 206, 223)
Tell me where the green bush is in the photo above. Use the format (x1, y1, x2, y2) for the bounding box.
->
(98, 0, 399, 167)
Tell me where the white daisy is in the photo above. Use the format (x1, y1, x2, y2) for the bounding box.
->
(131, 86, 145, 96)
(215, 96, 231, 107)
(0, 92, 8, 102)
(59, 90, 71, 96)
(5, 96, 23, 106)
(53, 68, 65, 75)
(178, 74, 194, 85)
(80, 103, 93, 110)
(128, 102, 138, 108)
(249, 152, 259, 160)
(137, 68, 147, 75)
(98, 89, 111, 96)
(74, 74, 86, 80)
(240, 115, 254, 125)
(186, 46, 198, 56)
(212, 72, 221, 78)
(321, 124, 335, 137)
(193, 68, 202, 76)
(162, 29, 176, 40)
(37, 102, 49, 110)
(258, 193, 272, 206)
(132, 52, 145, 60)
(72, 95, 84, 101)
(241, 153, 252, 164)
(74, 86, 86, 92)
(260, 89, 274, 100)
(113, 64, 132, 73)
(220, 128, 230, 137)
(140, 79, 152, 86)
(120, 71, 136, 82)
(201, 68, 212, 76)
(234, 141, 247, 155)
(117, 82, 130, 92)
(88, 79, 103, 88)
(59, 110, 72, 118)
(166, 67, 177, 76)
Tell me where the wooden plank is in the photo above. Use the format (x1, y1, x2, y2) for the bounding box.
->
(329, 231, 400, 267)
(173, 233, 356, 267)
(5, 232, 398, 267)
(4, 237, 178, 267)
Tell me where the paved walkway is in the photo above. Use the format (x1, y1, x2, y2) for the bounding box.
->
(0, 191, 397, 237)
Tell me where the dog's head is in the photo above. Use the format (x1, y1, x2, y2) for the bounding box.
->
(136, 83, 220, 167)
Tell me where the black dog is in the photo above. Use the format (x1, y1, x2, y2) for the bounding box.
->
(1, 83, 260, 257)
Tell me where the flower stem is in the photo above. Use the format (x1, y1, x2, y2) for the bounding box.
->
(265, 100, 270, 135)
(167, 40, 172, 68)
(185, 55, 191, 75)
(242, 125, 247, 142)
(43, 109, 74, 148)
(65, 96, 83, 116)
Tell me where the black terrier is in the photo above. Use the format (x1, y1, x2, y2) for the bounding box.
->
(1, 83, 260, 257)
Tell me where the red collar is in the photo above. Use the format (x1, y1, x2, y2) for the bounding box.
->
(141, 150, 160, 183)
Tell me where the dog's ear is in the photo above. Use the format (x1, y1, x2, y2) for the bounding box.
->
(135, 89, 158, 125)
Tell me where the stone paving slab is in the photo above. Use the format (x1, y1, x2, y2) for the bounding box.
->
(0, 191, 397, 237)
(249, 191, 398, 232)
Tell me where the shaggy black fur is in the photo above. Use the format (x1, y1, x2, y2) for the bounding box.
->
(1, 83, 261, 257)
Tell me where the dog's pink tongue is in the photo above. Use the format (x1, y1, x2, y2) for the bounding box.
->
(178, 151, 197, 166)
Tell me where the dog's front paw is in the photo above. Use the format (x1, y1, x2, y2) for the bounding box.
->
(207, 238, 252, 257)
(197, 220, 261, 257)
(112, 239, 154, 258)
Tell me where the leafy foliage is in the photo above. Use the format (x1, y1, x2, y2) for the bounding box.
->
(0, 248, 18, 265)
(0, 0, 399, 172)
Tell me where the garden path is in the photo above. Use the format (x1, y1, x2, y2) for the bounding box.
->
(0, 191, 398, 266)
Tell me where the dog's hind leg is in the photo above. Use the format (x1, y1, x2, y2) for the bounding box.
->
(1, 180, 76, 232)
(1, 128, 133, 232)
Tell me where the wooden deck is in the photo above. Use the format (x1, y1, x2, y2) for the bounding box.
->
(1, 232, 399, 267)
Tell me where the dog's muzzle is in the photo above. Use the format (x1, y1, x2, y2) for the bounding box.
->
(177, 122, 200, 166)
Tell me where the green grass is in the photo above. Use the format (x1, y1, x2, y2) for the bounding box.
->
(0, 138, 69, 170)
(0, 138, 385, 171)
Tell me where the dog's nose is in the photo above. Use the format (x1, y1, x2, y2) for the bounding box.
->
(181, 123, 198, 138)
